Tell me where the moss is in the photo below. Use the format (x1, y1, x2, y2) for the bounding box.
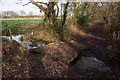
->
(68, 45, 91, 66)
(67, 54, 78, 65)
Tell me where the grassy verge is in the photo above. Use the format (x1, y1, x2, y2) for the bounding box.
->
(1, 17, 78, 43)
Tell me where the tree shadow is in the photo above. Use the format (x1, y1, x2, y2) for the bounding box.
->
(28, 54, 46, 78)
(28, 21, 113, 78)
(84, 22, 106, 38)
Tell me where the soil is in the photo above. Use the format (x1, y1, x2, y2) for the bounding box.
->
(2, 22, 119, 78)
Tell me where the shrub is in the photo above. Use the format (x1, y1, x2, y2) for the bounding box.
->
(73, 2, 89, 28)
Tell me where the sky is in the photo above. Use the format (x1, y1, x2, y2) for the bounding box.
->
(0, 0, 49, 15)
(0, 0, 68, 16)
(0, 0, 119, 16)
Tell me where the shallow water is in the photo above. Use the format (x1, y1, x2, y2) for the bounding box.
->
(76, 56, 110, 72)
(0, 35, 45, 49)
(91, 57, 110, 72)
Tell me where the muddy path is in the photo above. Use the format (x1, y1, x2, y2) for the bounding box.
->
(27, 22, 113, 78)
(2, 22, 117, 78)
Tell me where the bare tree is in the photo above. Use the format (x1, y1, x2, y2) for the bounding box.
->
(29, 11, 33, 16)
(3, 11, 10, 18)
(2, 11, 19, 18)
(10, 11, 19, 18)
(20, 10, 26, 16)
(23, 0, 59, 26)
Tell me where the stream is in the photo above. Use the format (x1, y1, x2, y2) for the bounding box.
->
(0, 35, 112, 73)
(0, 35, 45, 49)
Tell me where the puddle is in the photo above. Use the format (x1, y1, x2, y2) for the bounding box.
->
(0, 35, 45, 49)
(75, 56, 110, 72)
(91, 57, 110, 72)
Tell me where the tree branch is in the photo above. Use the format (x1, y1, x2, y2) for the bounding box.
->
(56, 3, 59, 18)
(23, 1, 49, 13)
(23, 2, 31, 6)
(23, 2, 48, 6)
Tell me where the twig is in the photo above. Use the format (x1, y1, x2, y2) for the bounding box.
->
(23, 2, 31, 6)
(23, 2, 48, 6)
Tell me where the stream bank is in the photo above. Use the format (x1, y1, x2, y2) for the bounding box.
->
(0, 35, 45, 49)
(2, 34, 113, 78)
(2, 22, 120, 78)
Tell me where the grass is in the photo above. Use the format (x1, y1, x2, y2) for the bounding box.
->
(0, 17, 62, 30)
(1, 17, 64, 42)
(1, 17, 74, 42)
(0, 18, 43, 29)
(0, 18, 42, 20)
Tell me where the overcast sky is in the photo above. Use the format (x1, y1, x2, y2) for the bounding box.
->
(0, 0, 68, 16)
(0, 0, 50, 15)
(0, 0, 117, 16)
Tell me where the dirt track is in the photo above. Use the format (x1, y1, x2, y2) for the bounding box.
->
(2, 22, 115, 78)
